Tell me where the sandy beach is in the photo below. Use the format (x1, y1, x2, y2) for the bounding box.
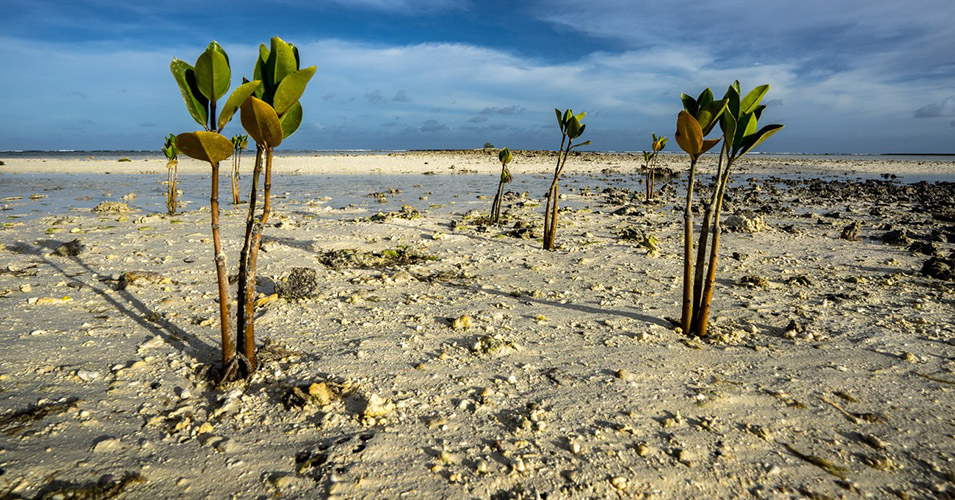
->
(0, 150, 953, 499)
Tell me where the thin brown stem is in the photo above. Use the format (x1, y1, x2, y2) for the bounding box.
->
(680, 156, 698, 335)
(545, 141, 573, 251)
(240, 146, 274, 372)
(544, 137, 566, 250)
(209, 162, 233, 367)
(692, 147, 725, 322)
(231, 151, 240, 204)
(167, 161, 177, 215)
(236, 145, 264, 373)
(692, 200, 712, 321)
(695, 155, 735, 337)
(547, 183, 560, 250)
(646, 155, 656, 202)
(491, 176, 505, 225)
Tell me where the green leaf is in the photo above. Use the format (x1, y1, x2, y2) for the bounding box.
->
(162, 134, 179, 160)
(569, 139, 591, 149)
(176, 131, 234, 164)
(279, 101, 303, 139)
(194, 45, 231, 102)
(554, 108, 563, 127)
(566, 116, 579, 138)
(170, 59, 208, 128)
(697, 99, 726, 136)
(752, 104, 766, 121)
(206, 41, 229, 68)
(732, 112, 756, 153)
(740, 84, 769, 114)
(744, 112, 759, 137)
(273, 66, 316, 115)
(568, 116, 587, 139)
(241, 96, 283, 147)
(499, 147, 512, 165)
(265, 37, 298, 91)
(253, 44, 269, 99)
(720, 110, 737, 151)
(738, 124, 783, 157)
(697, 88, 714, 110)
(675, 110, 703, 157)
(217, 80, 262, 132)
(291, 43, 301, 69)
(724, 84, 741, 118)
(680, 92, 698, 116)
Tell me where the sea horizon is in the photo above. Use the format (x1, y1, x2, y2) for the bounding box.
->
(2, 148, 955, 161)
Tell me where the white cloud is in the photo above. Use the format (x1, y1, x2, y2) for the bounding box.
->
(2, 10, 954, 153)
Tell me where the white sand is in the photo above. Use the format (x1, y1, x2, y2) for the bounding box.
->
(0, 151, 953, 499)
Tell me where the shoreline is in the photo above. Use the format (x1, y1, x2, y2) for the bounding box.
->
(3, 150, 955, 178)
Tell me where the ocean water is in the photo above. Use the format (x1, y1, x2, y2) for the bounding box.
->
(1, 150, 952, 222)
(3, 149, 955, 163)
(0, 170, 618, 222)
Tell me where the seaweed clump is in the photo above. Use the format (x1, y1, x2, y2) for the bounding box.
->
(319, 247, 436, 270)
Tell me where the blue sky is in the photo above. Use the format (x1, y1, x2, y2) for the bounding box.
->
(1, 0, 953, 153)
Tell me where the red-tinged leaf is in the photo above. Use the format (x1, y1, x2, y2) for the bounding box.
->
(675, 110, 703, 157)
(176, 131, 233, 164)
(241, 96, 283, 147)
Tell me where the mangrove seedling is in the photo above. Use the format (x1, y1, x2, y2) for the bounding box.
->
(234, 36, 315, 374)
(161, 134, 179, 215)
(675, 88, 726, 335)
(490, 147, 513, 225)
(543, 109, 590, 250)
(692, 81, 783, 337)
(230, 134, 249, 204)
(643, 133, 668, 202)
(170, 41, 262, 375)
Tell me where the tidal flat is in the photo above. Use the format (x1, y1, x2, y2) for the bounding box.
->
(0, 150, 953, 499)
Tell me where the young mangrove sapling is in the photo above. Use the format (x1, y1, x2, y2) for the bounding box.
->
(161, 134, 179, 215)
(692, 82, 783, 337)
(643, 133, 668, 202)
(234, 36, 315, 375)
(543, 109, 590, 251)
(170, 41, 262, 374)
(674, 88, 726, 335)
(490, 147, 513, 225)
(230, 134, 249, 204)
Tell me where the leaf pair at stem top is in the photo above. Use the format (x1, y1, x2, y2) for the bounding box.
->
(170, 38, 317, 163)
(676, 83, 783, 162)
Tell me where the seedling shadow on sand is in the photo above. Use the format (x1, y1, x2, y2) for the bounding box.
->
(37, 242, 215, 364)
